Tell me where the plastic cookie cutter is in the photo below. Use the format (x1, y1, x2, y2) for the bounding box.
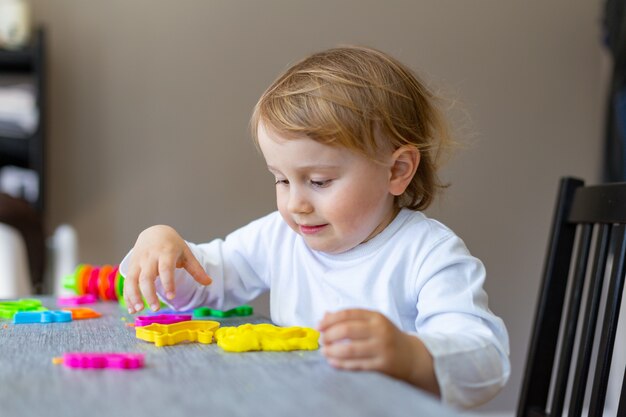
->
(214, 323, 320, 352)
(192, 305, 253, 318)
(57, 294, 97, 306)
(148, 308, 193, 315)
(53, 352, 144, 370)
(135, 320, 220, 347)
(0, 298, 48, 319)
(61, 307, 102, 320)
(134, 314, 192, 327)
(14, 310, 72, 324)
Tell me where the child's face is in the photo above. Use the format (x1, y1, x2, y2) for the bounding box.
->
(258, 122, 397, 254)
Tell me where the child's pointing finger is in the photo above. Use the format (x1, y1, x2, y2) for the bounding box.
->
(181, 246, 213, 286)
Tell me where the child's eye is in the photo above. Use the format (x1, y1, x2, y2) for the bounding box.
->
(275, 179, 289, 185)
(310, 179, 332, 188)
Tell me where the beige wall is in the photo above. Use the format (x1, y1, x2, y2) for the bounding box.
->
(31, 0, 604, 413)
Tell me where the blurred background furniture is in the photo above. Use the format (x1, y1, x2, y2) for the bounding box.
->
(0, 26, 47, 296)
(0, 27, 44, 210)
(517, 177, 626, 417)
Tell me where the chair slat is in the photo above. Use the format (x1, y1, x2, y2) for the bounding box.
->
(517, 178, 582, 417)
(550, 224, 592, 417)
(588, 224, 626, 417)
(568, 224, 611, 417)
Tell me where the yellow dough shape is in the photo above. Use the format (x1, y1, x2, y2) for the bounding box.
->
(135, 320, 220, 347)
(214, 323, 319, 352)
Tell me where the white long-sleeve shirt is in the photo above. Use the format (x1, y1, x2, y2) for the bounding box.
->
(120, 209, 510, 408)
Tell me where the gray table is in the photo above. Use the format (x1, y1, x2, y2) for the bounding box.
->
(0, 297, 464, 417)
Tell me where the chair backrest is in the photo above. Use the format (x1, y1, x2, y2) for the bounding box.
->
(517, 177, 626, 417)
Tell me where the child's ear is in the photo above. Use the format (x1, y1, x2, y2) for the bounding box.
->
(389, 145, 420, 196)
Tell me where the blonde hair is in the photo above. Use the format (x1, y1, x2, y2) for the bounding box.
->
(251, 45, 452, 210)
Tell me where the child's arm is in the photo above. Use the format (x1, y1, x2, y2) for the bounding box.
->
(318, 309, 440, 396)
(122, 225, 213, 313)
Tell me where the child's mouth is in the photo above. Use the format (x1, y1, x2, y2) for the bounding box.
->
(299, 224, 327, 235)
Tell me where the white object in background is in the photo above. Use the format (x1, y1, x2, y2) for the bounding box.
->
(0, 222, 31, 298)
(0, 0, 31, 50)
(47, 224, 78, 296)
(0, 165, 39, 203)
(0, 84, 39, 136)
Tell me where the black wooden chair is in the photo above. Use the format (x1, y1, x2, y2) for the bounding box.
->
(518, 177, 626, 417)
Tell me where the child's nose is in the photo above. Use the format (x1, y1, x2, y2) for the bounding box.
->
(287, 188, 312, 214)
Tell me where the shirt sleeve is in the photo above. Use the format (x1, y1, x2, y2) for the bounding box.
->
(118, 215, 275, 312)
(413, 233, 511, 409)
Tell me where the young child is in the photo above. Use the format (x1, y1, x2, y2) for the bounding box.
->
(120, 46, 510, 409)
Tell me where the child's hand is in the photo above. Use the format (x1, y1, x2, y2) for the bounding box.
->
(318, 309, 440, 396)
(123, 225, 212, 314)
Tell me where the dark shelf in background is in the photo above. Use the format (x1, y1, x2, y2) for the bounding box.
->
(0, 135, 30, 168)
(0, 47, 35, 72)
(0, 28, 45, 211)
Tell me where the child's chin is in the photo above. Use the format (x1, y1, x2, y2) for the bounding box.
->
(303, 238, 354, 254)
